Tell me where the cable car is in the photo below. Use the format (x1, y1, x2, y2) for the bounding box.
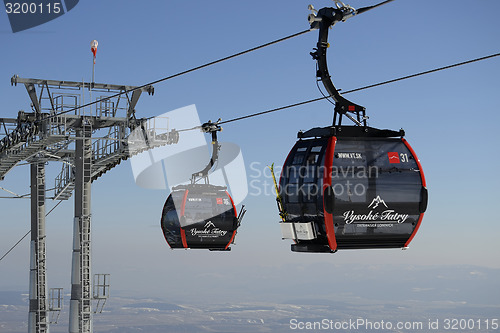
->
(161, 184, 240, 250)
(161, 120, 245, 250)
(278, 126, 427, 253)
(273, 1, 428, 253)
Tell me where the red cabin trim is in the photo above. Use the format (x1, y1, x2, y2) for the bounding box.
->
(402, 138, 426, 247)
(225, 231, 237, 250)
(180, 189, 189, 248)
(323, 136, 338, 252)
(225, 191, 238, 218)
(402, 138, 426, 187)
(224, 191, 238, 250)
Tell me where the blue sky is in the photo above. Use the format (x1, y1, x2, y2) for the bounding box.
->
(1, 0, 500, 308)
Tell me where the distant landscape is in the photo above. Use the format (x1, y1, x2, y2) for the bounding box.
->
(1, 264, 499, 332)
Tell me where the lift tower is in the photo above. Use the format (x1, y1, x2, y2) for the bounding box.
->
(0, 75, 179, 333)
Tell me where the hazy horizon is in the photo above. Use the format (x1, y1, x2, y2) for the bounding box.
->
(2, 0, 500, 331)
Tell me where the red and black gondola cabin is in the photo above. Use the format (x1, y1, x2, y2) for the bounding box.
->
(161, 184, 239, 251)
(278, 126, 427, 253)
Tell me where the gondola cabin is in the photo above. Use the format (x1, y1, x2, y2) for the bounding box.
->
(278, 126, 427, 253)
(161, 184, 239, 250)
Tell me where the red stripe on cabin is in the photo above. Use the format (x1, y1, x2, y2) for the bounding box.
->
(225, 191, 238, 250)
(323, 136, 338, 252)
(402, 138, 426, 247)
(180, 190, 189, 248)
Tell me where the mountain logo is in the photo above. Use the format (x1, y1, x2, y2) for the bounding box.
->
(368, 195, 388, 209)
(387, 152, 400, 164)
(204, 221, 216, 229)
(4, 0, 80, 33)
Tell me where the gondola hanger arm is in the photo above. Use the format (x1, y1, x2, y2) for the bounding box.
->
(308, 0, 396, 124)
(191, 119, 222, 184)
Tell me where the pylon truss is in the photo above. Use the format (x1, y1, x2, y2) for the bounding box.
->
(0, 75, 179, 198)
(0, 75, 180, 333)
